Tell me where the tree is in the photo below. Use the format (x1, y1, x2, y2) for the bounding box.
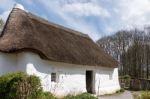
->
(0, 18, 4, 32)
(97, 27, 150, 79)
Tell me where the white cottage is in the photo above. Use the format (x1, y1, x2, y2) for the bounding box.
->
(0, 4, 120, 96)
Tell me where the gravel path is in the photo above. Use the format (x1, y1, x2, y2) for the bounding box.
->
(99, 91, 133, 99)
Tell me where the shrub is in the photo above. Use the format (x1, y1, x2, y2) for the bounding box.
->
(0, 72, 28, 98)
(120, 88, 125, 92)
(116, 88, 125, 93)
(64, 92, 98, 99)
(0, 72, 44, 99)
(63, 94, 75, 99)
(120, 75, 131, 80)
(120, 75, 131, 89)
(135, 91, 150, 99)
(40, 92, 56, 99)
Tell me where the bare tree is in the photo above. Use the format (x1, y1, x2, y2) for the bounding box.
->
(97, 27, 150, 79)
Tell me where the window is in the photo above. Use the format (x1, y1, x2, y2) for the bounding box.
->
(109, 73, 113, 80)
(51, 73, 56, 82)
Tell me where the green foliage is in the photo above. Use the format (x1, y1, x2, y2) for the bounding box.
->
(124, 75, 131, 79)
(64, 92, 98, 99)
(40, 92, 56, 99)
(120, 75, 131, 89)
(0, 72, 98, 99)
(0, 72, 27, 98)
(0, 18, 4, 30)
(116, 88, 125, 93)
(120, 88, 125, 92)
(135, 91, 150, 99)
(120, 75, 131, 80)
(0, 72, 49, 99)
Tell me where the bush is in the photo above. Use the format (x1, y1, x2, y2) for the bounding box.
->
(120, 88, 125, 92)
(135, 91, 150, 99)
(120, 75, 131, 89)
(40, 92, 56, 99)
(64, 92, 98, 99)
(120, 75, 131, 80)
(116, 88, 125, 93)
(0, 72, 97, 99)
(0, 72, 28, 98)
(0, 72, 51, 99)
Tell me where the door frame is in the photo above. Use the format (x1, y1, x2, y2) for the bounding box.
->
(85, 70, 95, 94)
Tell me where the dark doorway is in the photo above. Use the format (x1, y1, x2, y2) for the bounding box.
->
(86, 70, 95, 94)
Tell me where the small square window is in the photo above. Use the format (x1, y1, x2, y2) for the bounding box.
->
(51, 73, 56, 82)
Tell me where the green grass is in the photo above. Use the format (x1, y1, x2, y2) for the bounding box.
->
(132, 91, 150, 99)
(63, 93, 98, 99)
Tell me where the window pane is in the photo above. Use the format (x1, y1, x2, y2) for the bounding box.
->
(51, 73, 56, 82)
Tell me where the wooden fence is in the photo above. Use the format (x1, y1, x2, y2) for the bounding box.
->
(120, 78, 150, 90)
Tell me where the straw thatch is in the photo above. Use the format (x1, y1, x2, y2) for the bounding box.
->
(0, 8, 118, 67)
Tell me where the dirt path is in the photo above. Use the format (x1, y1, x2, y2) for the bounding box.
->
(99, 91, 133, 99)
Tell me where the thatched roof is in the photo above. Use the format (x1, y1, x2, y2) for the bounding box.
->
(0, 7, 118, 67)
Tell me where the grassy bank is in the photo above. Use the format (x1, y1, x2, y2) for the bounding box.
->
(132, 91, 150, 99)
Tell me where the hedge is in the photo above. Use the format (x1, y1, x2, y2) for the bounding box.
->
(0, 72, 56, 99)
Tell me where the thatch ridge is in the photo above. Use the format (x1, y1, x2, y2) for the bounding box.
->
(28, 12, 90, 38)
(0, 8, 118, 67)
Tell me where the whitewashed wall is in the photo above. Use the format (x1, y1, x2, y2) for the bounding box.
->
(95, 68, 120, 95)
(0, 53, 18, 75)
(0, 52, 120, 96)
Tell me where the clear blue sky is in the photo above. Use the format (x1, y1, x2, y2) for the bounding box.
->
(0, 0, 150, 41)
